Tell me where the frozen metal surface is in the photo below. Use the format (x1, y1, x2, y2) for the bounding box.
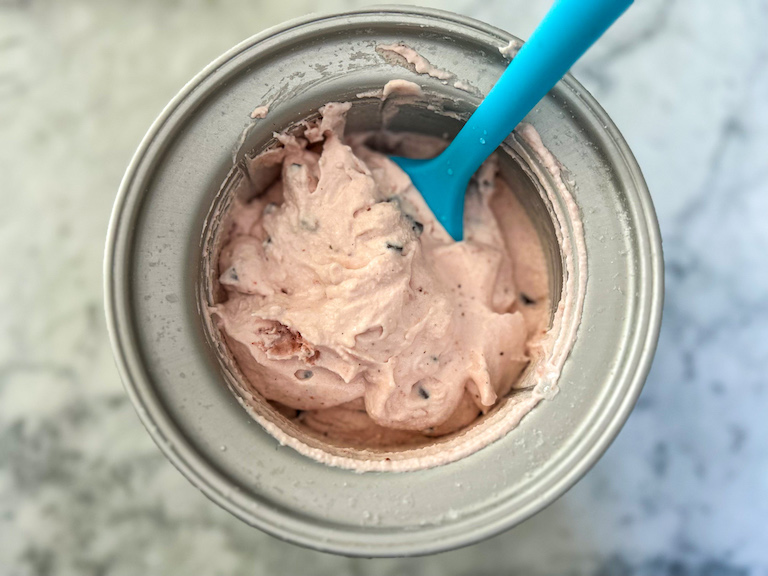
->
(105, 8, 661, 556)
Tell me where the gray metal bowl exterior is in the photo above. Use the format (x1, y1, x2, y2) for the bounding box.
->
(104, 7, 663, 557)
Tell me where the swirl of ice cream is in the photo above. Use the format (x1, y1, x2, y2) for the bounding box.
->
(211, 102, 549, 442)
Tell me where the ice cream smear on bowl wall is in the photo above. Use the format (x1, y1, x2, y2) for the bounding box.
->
(209, 101, 557, 454)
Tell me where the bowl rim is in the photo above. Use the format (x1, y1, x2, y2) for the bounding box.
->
(104, 5, 664, 557)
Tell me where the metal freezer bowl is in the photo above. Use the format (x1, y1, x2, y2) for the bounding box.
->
(104, 7, 663, 557)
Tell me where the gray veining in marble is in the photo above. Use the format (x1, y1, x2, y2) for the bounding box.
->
(1, 0, 767, 574)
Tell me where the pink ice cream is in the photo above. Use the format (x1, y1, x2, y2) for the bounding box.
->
(211, 102, 550, 446)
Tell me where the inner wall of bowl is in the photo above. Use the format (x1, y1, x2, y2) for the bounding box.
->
(200, 97, 564, 461)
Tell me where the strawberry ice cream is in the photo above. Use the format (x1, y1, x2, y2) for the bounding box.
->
(210, 102, 550, 447)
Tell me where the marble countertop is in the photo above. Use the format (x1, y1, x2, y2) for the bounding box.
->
(1, 0, 766, 574)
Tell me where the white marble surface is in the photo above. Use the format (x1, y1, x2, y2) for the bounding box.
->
(2, 0, 767, 574)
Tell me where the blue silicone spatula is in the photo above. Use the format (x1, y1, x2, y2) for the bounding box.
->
(392, 0, 633, 240)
